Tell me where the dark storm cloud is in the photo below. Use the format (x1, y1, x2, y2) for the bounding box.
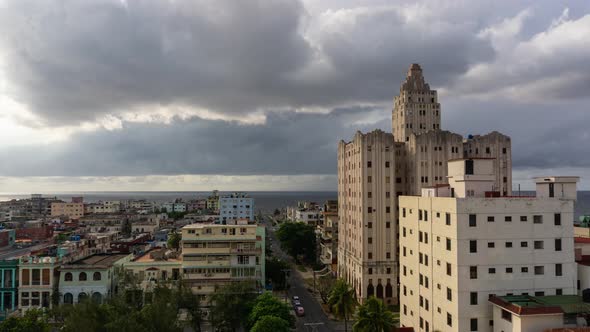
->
(0, 107, 389, 177)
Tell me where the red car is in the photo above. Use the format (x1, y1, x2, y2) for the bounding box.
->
(295, 306, 305, 317)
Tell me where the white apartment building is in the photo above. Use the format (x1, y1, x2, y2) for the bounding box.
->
(399, 158, 578, 332)
(219, 193, 254, 224)
(338, 63, 512, 304)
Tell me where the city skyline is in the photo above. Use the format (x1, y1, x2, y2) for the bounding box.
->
(1, 0, 590, 191)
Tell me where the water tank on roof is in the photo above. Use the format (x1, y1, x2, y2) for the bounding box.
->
(467, 134, 474, 139)
(43, 257, 51, 263)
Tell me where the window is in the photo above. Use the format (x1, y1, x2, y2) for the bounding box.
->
(368, 253, 372, 259)
(386, 206, 391, 213)
(424, 211, 428, 221)
(533, 215, 543, 224)
(556, 289, 563, 295)
(520, 216, 527, 222)
(555, 239, 562, 251)
(368, 222, 372, 229)
(469, 240, 477, 253)
(402, 208, 406, 218)
(505, 242, 513, 248)
(367, 161, 372, 168)
(470, 266, 477, 279)
(521, 267, 529, 273)
(503, 147, 507, 154)
(446, 238, 451, 251)
(368, 192, 372, 198)
(445, 213, 451, 225)
(489, 268, 496, 274)
(368, 268, 373, 275)
(471, 318, 478, 331)
(368, 237, 372, 244)
(469, 214, 476, 227)
(79, 272, 87, 281)
(446, 263, 452, 276)
(487, 216, 495, 222)
(556, 263, 563, 276)
(488, 242, 495, 248)
(534, 266, 544, 275)
(465, 159, 474, 175)
(521, 241, 528, 248)
(535, 291, 545, 296)
(368, 176, 372, 183)
(470, 292, 478, 305)
(534, 241, 544, 249)
(385, 161, 390, 168)
(65, 272, 73, 282)
(446, 288, 452, 301)
(555, 213, 562, 226)
(505, 216, 512, 222)
(501, 310, 512, 322)
(386, 222, 390, 228)
(447, 313, 452, 327)
(506, 267, 513, 273)
(368, 207, 372, 213)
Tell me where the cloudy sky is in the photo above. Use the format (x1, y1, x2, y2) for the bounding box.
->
(0, 0, 589, 192)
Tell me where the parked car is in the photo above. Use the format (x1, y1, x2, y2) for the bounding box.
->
(293, 300, 301, 306)
(292, 295, 299, 301)
(295, 305, 305, 317)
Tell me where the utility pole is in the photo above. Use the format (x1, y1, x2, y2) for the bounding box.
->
(281, 268, 291, 303)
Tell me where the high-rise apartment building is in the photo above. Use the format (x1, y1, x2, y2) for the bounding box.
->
(338, 64, 512, 304)
(398, 159, 578, 332)
(219, 192, 254, 224)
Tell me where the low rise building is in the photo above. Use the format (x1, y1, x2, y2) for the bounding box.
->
(18, 255, 60, 311)
(0, 229, 15, 249)
(51, 201, 85, 219)
(206, 190, 220, 213)
(489, 295, 590, 332)
(399, 159, 578, 332)
(0, 259, 18, 320)
(180, 223, 265, 300)
(319, 200, 338, 270)
(120, 248, 181, 291)
(59, 253, 128, 304)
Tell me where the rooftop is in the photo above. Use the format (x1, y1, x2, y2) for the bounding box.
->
(183, 223, 257, 229)
(534, 176, 580, 184)
(489, 295, 590, 316)
(61, 253, 129, 269)
(132, 248, 181, 263)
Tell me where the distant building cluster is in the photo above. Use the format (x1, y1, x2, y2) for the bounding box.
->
(0, 190, 262, 320)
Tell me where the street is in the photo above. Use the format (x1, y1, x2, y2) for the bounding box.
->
(264, 216, 347, 332)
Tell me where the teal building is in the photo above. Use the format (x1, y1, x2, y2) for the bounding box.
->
(0, 259, 18, 320)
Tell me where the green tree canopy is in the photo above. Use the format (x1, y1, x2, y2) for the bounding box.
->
(167, 231, 181, 251)
(209, 281, 257, 332)
(0, 309, 50, 332)
(250, 315, 290, 332)
(265, 257, 289, 290)
(276, 222, 317, 263)
(328, 279, 357, 332)
(247, 292, 294, 330)
(352, 296, 397, 332)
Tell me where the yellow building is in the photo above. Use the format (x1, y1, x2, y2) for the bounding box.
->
(51, 202, 84, 219)
(180, 223, 265, 299)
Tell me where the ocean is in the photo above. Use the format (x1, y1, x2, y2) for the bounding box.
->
(1, 191, 589, 220)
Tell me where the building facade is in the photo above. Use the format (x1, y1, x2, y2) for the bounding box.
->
(0, 259, 18, 319)
(18, 256, 59, 311)
(219, 193, 254, 224)
(319, 200, 338, 270)
(399, 159, 578, 332)
(337, 63, 512, 304)
(180, 223, 265, 300)
(51, 202, 85, 219)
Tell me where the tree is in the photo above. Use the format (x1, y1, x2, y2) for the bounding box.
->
(317, 276, 335, 304)
(0, 309, 50, 332)
(276, 222, 317, 263)
(265, 258, 289, 290)
(250, 316, 290, 332)
(167, 231, 181, 250)
(273, 209, 281, 217)
(209, 281, 257, 332)
(247, 292, 294, 330)
(328, 279, 357, 332)
(352, 296, 397, 332)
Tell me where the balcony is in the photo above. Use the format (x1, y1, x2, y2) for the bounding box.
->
(230, 248, 261, 254)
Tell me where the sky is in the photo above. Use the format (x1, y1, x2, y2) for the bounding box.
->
(0, 0, 589, 192)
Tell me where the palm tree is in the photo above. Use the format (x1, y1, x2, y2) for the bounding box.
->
(352, 296, 397, 332)
(328, 279, 357, 332)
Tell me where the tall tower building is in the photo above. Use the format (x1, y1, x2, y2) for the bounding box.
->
(337, 63, 513, 305)
(392, 64, 441, 143)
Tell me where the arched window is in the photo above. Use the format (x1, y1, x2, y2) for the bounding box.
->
(385, 283, 393, 298)
(64, 272, 73, 281)
(63, 293, 73, 304)
(91, 292, 102, 304)
(376, 284, 384, 299)
(78, 292, 88, 303)
(79, 272, 87, 281)
(367, 284, 375, 297)
(93, 272, 102, 281)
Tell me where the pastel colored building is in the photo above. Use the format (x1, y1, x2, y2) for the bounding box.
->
(219, 193, 254, 224)
(181, 223, 265, 300)
(0, 229, 15, 249)
(120, 248, 181, 291)
(51, 202, 84, 219)
(59, 254, 128, 304)
(0, 259, 18, 319)
(18, 255, 60, 311)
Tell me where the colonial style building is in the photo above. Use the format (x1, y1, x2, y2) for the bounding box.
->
(338, 64, 512, 304)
